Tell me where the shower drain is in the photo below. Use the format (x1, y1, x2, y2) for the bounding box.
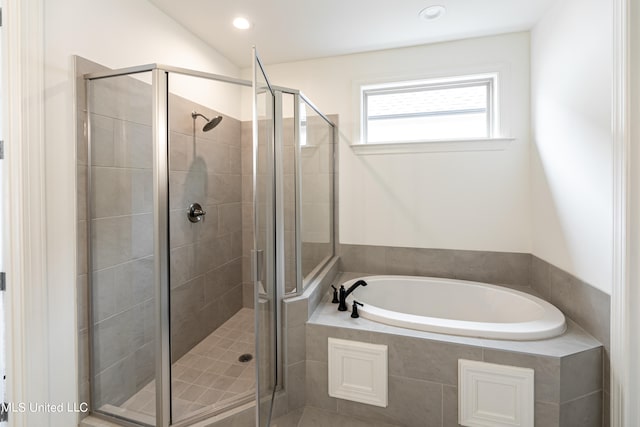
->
(238, 353, 253, 363)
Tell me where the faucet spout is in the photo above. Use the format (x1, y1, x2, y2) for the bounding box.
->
(344, 280, 368, 298)
(337, 280, 368, 311)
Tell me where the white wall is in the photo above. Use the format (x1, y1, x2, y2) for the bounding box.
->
(43, 0, 240, 424)
(251, 32, 532, 253)
(531, 0, 612, 293)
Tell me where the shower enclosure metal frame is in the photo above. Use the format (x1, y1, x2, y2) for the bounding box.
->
(85, 64, 255, 427)
(291, 92, 337, 292)
(83, 62, 336, 427)
(268, 89, 337, 296)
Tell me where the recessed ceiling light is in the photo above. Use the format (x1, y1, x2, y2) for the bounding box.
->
(233, 17, 251, 30)
(419, 5, 446, 21)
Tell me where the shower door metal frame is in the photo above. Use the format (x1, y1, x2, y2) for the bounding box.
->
(252, 49, 287, 427)
(84, 64, 266, 427)
(151, 68, 171, 427)
(84, 65, 175, 427)
(289, 92, 337, 295)
(267, 88, 337, 296)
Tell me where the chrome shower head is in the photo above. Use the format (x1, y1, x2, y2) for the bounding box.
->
(191, 111, 223, 132)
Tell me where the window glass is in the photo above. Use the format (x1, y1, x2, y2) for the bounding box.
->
(362, 76, 495, 143)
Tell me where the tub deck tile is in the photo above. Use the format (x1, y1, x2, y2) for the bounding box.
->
(301, 271, 604, 427)
(310, 272, 602, 359)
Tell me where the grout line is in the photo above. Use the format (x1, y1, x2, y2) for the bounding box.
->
(559, 388, 603, 406)
(90, 211, 155, 221)
(440, 383, 444, 427)
(90, 255, 154, 275)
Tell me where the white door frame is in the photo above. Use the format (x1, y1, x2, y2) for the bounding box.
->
(2, 0, 50, 426)
(611, 0, 640, 426)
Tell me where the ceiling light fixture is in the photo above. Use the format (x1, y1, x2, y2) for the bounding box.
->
(233, 17, 251, 30)
(419, 5, 446, 21)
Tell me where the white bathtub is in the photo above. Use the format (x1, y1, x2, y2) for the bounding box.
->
(342, 275, 566, 340)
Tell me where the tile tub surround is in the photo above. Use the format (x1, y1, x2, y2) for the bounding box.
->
(338, 244, 611, 426)
(339, 245, 532, 287)
(283, 258, 340, 414)
(306, 281, 605, 427)
(530, 255, 610, 350)
(338, 244, 611, 349)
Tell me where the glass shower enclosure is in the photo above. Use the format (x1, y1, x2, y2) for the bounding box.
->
(253, 53, 278, 427)
(84, 62, 272, 426)
(82, 54, 336, 427)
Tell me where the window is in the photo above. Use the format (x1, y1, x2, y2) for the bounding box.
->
(361, 74, 496, 144)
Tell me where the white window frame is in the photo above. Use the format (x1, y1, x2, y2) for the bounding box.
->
(361, 73, 498, 145)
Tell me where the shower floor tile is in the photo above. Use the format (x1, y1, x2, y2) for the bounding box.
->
(121, 308, 256, 422)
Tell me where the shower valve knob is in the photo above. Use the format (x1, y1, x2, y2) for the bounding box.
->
(188, 203, 206, 223)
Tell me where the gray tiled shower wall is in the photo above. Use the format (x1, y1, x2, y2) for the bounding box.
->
(240, 121, 254, 308)
(76, 58, 245, 410)
(167, 94, 243, 361)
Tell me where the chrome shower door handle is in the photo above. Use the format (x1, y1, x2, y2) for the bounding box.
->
(187, 203, 206, 223)
(251, 249, 264, 285)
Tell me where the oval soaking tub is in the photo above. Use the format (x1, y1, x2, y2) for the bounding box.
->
(342, 275, 566, 340)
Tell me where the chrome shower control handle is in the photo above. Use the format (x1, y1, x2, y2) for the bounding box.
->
(188, 203, 206, 223)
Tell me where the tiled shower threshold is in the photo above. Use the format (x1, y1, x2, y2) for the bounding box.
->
(97, 308, 256, 426)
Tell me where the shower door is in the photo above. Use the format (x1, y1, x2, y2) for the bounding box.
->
(252, 50, 278, 427)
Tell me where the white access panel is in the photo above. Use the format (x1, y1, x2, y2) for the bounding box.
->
(328, 337, 388, 407)
(459, 359, 534, 427)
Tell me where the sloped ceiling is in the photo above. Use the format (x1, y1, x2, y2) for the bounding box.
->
(148, 0, 556, 67)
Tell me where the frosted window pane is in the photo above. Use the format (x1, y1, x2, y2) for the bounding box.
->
(368, 86, 486, 117)
(363, 78, 493, 143)
(367, 113, 487, 143)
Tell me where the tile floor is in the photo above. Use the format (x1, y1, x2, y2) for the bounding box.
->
(269, 406, 402, 427)
(120, 308, 256, 422)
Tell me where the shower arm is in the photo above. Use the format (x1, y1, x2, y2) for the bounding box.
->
(191, 112, 210, 122)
